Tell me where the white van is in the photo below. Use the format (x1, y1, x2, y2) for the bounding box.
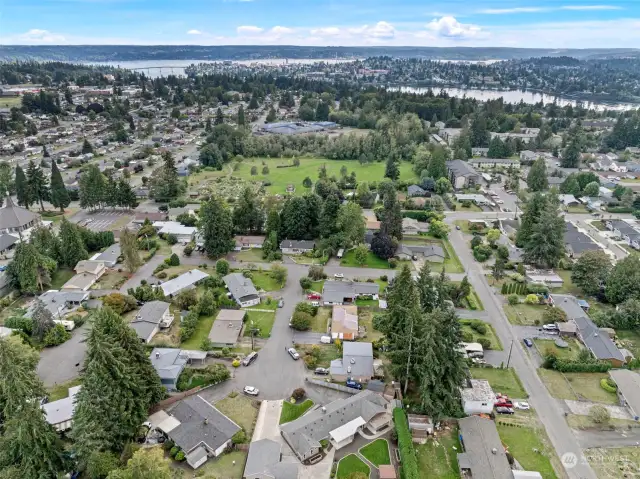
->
(320, 336, 331, 344)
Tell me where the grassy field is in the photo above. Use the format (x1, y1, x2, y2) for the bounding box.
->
(538, 369, 618, 404)
(179, 314, 215, 350)
(93, 270, 130, 289)
(197, 450, 246, 479)
(336, 454, 370, 479)
(533, 338, 583, 360)
(280, 399, 314, 424)
(504, 303, 546, 326)
(616, 330, 640, 358)
(340, 250, 399, 269)
(309, 280, 324, 293)
(215, 394, 258, 435)
(460, 320, 503, 350)
(300, 344, 341, 368)
(567, 414, 640, 430)
(51, 268, 75, 289)
(415, 427, 461, 479)
(46, 378, 82, 402)
(586, 447, 640, 478)
(453, 200, 483, 212)
(358, 309, 383, 342)
(244, 310, 276, 338)
(551, 270, 583, 296)
(0, 96, 22, 108)
(234, 248, 267, 263)
(360, 439, 391, 467)
(311, 307, 330, 333)
(232, 157, 417, 195)
(470, 367, 527, 398)
(250, 271, 283, 291)
(497, 424, 558, 479)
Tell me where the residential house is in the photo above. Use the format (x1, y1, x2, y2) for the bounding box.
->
(454, 193, 492, 205)
(402, 217, 429, 235)
(559, 195, 580, 206)
(61, 272, 100, 291)
(396, 243, 445, 263)
(42, 385, 81, 432)
(74, 260, 107, 278)
(330, 341, 374, 382)
(322, 280, 379, 306)
(168, 204, 199, 220)
(439, 128, 463, 145)
(156, 395, 241, 469)
(91, 243, 121, 267)
(599, 186, 613, 199)
(279, 239, 315, 255)
(29, 290, 89, 319)
(152, 221, 196, 243)
(574, 316, 625, 367)
(472, 147, 489, 157)
(208, 309, 246, 347)
(434, 121, 445, 129)
(234, 236, 265, 250)
(557, 320, 577, 338)
(159, 269, 209, 297)
(491, 130, 538, 143)
(150, 348, 189, 391)
(0, 233, 18, 256)
(446, 160, 480, 189)
(565, 222, 602, 258)
(223, 273, 261, 307)
(460, 379, 495, 415)
(407, 184, 426, 197)
(243, 438, 299, 479)
(130, 301, 173, 343)
(519, 150, 539, 163)
(547, 176, 564, 187)
(0, 195, 42, 239)
(468, 158, 520, 170)
(605, 219, 640, 250)
(609, 369, 640, 420)
(280, 390, 391, 464)
(457, 416, 513, 479)
(331, 304, 358, 340)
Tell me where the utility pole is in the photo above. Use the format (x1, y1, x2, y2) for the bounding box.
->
(506, 339, 514, 368)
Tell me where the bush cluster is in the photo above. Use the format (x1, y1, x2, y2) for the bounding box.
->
(393, 408, 419, 479)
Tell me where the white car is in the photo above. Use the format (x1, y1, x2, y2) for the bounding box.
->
(495, 199, 504, 204)
(515, 401, 530, 410)
(542, 324, 558, 331)
(243, 386, 259, 396)
(334, 273, 344, 279)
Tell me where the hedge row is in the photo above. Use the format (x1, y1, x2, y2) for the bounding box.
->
(501, 282, 527, 295)
(553, 360, 612, 373)
(393, 408, 419, 479)
(600, 378, 617, 393)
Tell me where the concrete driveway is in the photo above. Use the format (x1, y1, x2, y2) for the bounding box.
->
(38, 323, 89, 387)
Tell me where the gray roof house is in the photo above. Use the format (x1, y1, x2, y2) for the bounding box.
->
(322, 280, 379, 305)
(0, 195, 41, 236)
(396, 244, 445, 262)
(93, 243, 121, 267)
(574, 316, 625, 366)
(457, 416, 512, 479)
(0, 233, 18, 253)
(565, 222, 601, 258)
(280, 390, 391, 464)
(208, 309, 245, 347)
(446, 160, 480, 189)
(330, 342, 374, 382)
(150, 348, 188, 391)
(223, 273, 260, 307)
(166, 395, 241, 469)
(130, 301, 172, 343)
(28, 290, 89, 319)
(159, 269, 209, 297)
(243, 438, 299, 479)
(609, 369, 640, 419)
(407, 184, 426, 197)
(279, 239, 315, 254)
(42, 385, 81, 432)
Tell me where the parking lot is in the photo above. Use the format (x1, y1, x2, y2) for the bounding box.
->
(73, 210, 133, 232)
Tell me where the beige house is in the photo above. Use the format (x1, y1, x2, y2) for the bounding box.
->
(74, 260, 107, 278)
(61, 272, 99, 291)
(331, 304, 358, 340)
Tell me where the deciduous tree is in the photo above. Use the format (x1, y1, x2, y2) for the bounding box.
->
(571, 250, 611, 296)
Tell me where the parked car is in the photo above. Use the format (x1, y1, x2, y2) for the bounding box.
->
(346, 379, 363, 390)
(243, 386, 259, 396)
(523, 338, 533, 347)
(542, 323, 558, 331)
(515, 402, 530, 410)
(314, 367, 329, 375)
(456, 225, 461, 230)
(320, 336, 331, 344)
(495, 400, 514, 408)
(311, 301, 320, 307)
(278, 299, 284, 308)
(495, 199, 504, 204)
(307, 293, 321, 300)
(496, 406, 515, 415)
(334, 273, 344, 279)
(287, 348, 300, 360)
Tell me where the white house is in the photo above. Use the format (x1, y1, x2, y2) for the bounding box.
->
(461, 379, 494, 415)
(42, 386, 81, 432)
(222, 273, 261, 307)
(74, 260, 107, 279)
(159, 269, 209, 297)
(152, 221, 197, 243)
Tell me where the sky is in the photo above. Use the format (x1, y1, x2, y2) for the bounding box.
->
(1, 0, 640, 48)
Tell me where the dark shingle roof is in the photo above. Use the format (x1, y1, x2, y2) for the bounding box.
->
(0, 195, 39, 229)
(223, 273, 259, 301)
(574, 316, 625, 362)
(565, 222, 601, 255)
(457, 416, 512, 479)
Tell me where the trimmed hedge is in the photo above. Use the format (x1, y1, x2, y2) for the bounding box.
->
(501, 282, 527, 295)
(600, 378, 617, 393)
(553, 359, 611, 373)
(393, 408, 419, 479)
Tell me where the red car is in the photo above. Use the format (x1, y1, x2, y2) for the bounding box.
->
(307, 294, 321, 300)
(495, 400, 514, 408)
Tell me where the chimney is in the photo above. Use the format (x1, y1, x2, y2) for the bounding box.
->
(155, 352, 160, 358)
(321, 407, 326, 413)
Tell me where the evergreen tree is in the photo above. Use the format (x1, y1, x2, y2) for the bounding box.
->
(215, 107, 224, 125)
(562, 140, 581, 168)
(42, 144, 50, 157)
(515, 192, 548, 248)
(120, 228, 142, 273)
(384, 158, 399, 181)
(560, 174, 581, 196)
(264, 207, 281, 244)
(6, 242, 54, 294)
(319, 194, 341, 238)
(237, 104, 245, 126)
(27, 160, 49, 211)
(524, 205, 566, 268)
(82, 138, 94, 154)
(106, 447, 172, 479)
(199, 197, 234, 257)
(49, 160, 70, 212)
(15, 165, 32, 209)
(104, 176, 118, 208)
(117, 178, 138, 209)
(280, 196, 311, 240)
(205, 117, 212, 132)
(79, 164, 106, 210)
(150, 152, 180, 202)
(248, 96, 259, 109)
(31, 299, 55, 341)
(30, 225, 60, 261)
(232, 186, 265, 234)
(427, 146, 448, 180)
(380, 184, 403, 240)
(526, 157, 548, 192)
(416, 262, 440, 313)
(266, 107, 277, 123)
(58, 218, 89, 268)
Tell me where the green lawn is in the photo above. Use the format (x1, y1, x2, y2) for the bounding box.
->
(358, 309, 384, 341)
(179, 314, 215, 350)
(453, 200, 483, 212)
(416, 427, 461, 479)
(460, 320, 503, 350)
(470, 367, 527, 398)
(233, 157, 417, 195)
(504, 303, 546, 326)
(0, 96, 22, 108)
(336, 454, 370, 479)
(280, 399, 314, 424)
(497, 424, 558, 479)
(51, 268, 75, 289)
(197, 450, 247, 479)
(250, 271, 283, 291)
(300, 344, 341, 367)
(590, 220, 607, 231)
(341, 250, 393, 269)
(533, 338, 583, 360)
(311, 307, 330, 333)
(234, 248, 268, 263)
(46, 378, 82, 402)
(551, 270, 583, 296)
(244, 310, 276, 338)
(355, 298, 379, 307)
(538, 369, 618, 404)
(616, 330, 640, 359)
(309, 280, 325, 293)
(215, 394, 258, 435)
(360, 439, 391, 467)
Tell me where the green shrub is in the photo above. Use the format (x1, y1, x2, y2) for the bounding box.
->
(471, 322, 487, 335)
(600, 378, 617, 393)
(553, 360, 611, 373)
(478, 338, 491, 350)
(162, 440, 175, 451)
(295, 302, 317, 316)
(170, 446, 179, 457)
(156, 271, 167, 279)
(393, 408, 419, 479)
(168, 253, 180, 266)
(461, 330, 473, 342)
(507, 294, 519, 306)
(43, 324, 71, 347)
(175, 451, 185, 461)
(166, 234, 178, 245)
(525, 294, 539, 305)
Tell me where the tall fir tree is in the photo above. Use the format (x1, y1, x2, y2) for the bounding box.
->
(237, 104, 246, 126)
(15, 164, 32, 209)
(232, 186, 265, 234)
(384, 157, 399, 181)
(49, 160, 70, 212)
(79, 164, 106, 210)
(319, 194, 341, 238)
(120, 228, 142, 273)
(6, 242, 54, 294)
(199, 196, 234, 258)
(215, 107, 224, 125)
(58, 218, 89, 268)
(151, 152, 180, 202)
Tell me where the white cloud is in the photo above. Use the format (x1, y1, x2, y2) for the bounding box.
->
(426, 16, 482, 39)
(478, 4, 623, 14)
(478, 7, 544, 14)
(186, 29, 202, 35)
(560, 4, 622, 10)
(270, 26, 294, 35)
(236, 25, 263, 34)
(310, 27, 341, 36)
(17, 29, 66, 43)
(348, 21, 395, 39)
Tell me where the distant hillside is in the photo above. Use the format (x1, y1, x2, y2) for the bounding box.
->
(1, 45, 640, 62)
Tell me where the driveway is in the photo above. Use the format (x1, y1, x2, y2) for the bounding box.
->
(38, 323, 89, 387)
(564, 400, 632, 420)
(293, 331, 326, 344)
(576, 429, 640, 449)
